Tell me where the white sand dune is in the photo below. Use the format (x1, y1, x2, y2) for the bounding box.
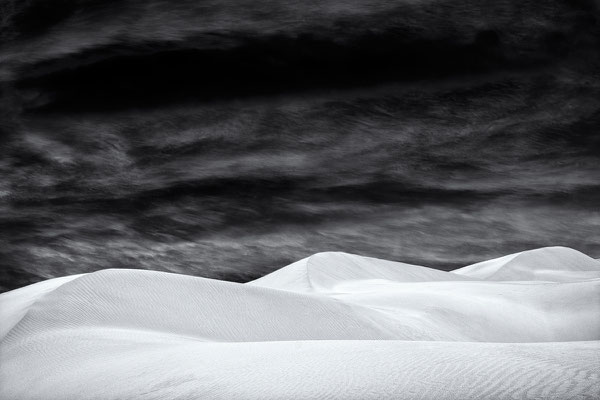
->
(452, 246, 600, 282)
(1, 246, 599, 399)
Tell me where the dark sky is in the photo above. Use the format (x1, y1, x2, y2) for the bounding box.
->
(1, 0, 599, 291)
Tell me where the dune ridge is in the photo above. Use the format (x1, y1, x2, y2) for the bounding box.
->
(1, 246, 599, 399)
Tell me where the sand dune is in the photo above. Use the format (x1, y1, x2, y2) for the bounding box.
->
(0, 274, 83, 340)
(1, 247, 599, 399)
(249, 251, 470, 292)
(452, 247, 600, 281)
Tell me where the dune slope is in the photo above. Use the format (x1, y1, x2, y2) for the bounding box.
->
(1, 247, 599, 399)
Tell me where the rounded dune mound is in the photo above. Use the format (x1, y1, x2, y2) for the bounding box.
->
(453, 246, 600, 281)
(249, 251, 469, 293)
(2, 269, 417, 345)
(0, 274, 85, 340)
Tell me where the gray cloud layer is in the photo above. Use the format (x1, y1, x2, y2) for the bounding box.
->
(1, 0, 599, 290)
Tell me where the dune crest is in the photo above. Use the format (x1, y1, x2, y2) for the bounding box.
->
(1, 247, 599, 399)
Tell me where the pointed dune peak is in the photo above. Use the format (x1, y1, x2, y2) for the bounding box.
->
(249, 251, 468, 293)
(452, 247, 600, 281)
(247, 257, 314, 292)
